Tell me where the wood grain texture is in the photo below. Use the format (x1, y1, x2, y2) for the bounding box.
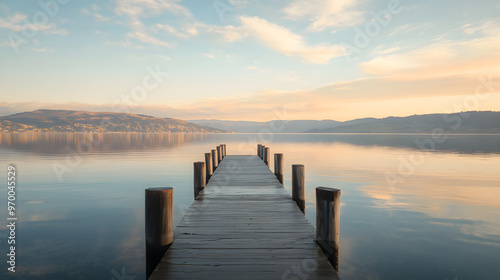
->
(149, 155, 339, 280)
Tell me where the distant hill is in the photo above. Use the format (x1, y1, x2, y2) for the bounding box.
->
(189, 119, 341, 133)
(191, 111, 500, 134)
(0, 110, 231, 133)
(307, 111, 500, 133)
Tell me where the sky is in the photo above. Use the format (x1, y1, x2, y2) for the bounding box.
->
(0, 0, 499, 121)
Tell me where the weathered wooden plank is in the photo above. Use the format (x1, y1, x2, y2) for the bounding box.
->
(150, 155, 338, 280)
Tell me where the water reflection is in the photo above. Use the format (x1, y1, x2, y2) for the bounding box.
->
(0, 133, 216, 154)
(2, 133, 499, 155)
(0, 133, 499, 280)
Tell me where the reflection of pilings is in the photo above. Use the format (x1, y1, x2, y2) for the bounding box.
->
(316, 187, 341, 272)
(292, 164, 305, 213)
(193, 162, 206, 199)
(145, 187, 173, 279)
(274, 153, 283, 184)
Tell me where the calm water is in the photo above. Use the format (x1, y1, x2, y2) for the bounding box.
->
(0, 133, 499, 280)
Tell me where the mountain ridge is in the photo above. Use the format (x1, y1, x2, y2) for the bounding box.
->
(0, 109, 231, 133)
(190, 111, 500, 133)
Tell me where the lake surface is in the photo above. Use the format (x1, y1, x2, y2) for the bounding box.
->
(0, 133, 499, 280)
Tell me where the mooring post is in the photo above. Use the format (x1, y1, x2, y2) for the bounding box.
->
(205, 153, 213, 183)
(274, 153, 283, 184)
(292, 164, 305, 213)
(222, 144, 226, 157)
(315, 187, 341, 271)
(259, 145, 264, 160)
(193, 161, 206, 199)
(257, 144, 262, 158)
(211, 149, 218, 172)
(264, 147, 270, 167)
(145, 187, 173, 279)
(217, 146, 222, 164)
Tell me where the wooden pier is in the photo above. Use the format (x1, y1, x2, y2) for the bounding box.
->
(147, 146, 340, 280)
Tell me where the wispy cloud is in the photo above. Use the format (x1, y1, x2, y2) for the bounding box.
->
(5, 70, 496, 122)
(112, 0, 193, 47)
(239, 16, 345, 64)
(156, 54, 171, 61)
(247, 65, 269, 73)
(283, 0, 364, 32)
(32, 48, 54, 52)
(388, 23, 433, 36)
(0, 12, 67, 35)
(202, 53, 216, 59)
(81, 5, 111, 22)
(370, 46, 401, 56)
(156, 23, 197, 38)
(126, 30, 173, 47)
(114, 0, 192, 19)
(361, 20, 500, 79)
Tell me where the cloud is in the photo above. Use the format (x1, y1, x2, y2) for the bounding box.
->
(0, 13, 67, 35)
(156, 54, 171, 61)
(44, 29, 69, 35)
(156, 23, 197, 38)
(283, 0, 364, 32)
(360, 20, 500, 79)
(126, 31, 173, 47)
(114, 0, 192, 19)
(202, 53, 216, 59)
(247, 65, 269, 73)
(112, 0, 193, 47)
(32, 47, 54, 52)
(387, 23, 433, 37)
(81, 5, 111, 22)
(202, 23, 247, 42)
(4, 70, 497, 122)
(239, 16, 345, 64)
(370, 46, 400, 56)
(104, 40, 145, 49)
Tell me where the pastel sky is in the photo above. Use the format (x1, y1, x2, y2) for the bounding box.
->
(0, 0, 499, 121)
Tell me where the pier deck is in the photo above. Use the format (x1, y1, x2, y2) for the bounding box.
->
(149, 155, 339, 280)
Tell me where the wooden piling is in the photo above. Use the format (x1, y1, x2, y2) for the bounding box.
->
(211, 149, 218, 172)
(315, 187, 341, 271)
(145, 187, 173, 279)
(264, 147, 270, 167)
(274, 153, 283, 184)
(205, 153, 213, 183)
(292, 164, 305, 213)
(217, 146, 222, 164)
(258, 145, 264, 160)
(222, 144, 226, 157)
(193, 161, 206, 199)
